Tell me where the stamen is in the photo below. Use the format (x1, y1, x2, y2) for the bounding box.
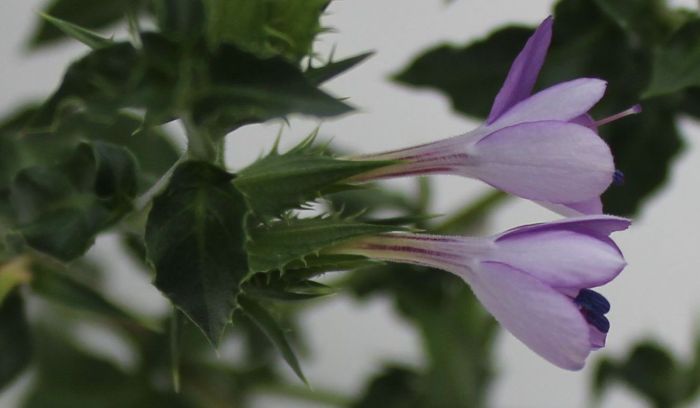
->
(574, 289, 610, 314)
(613, 170, 625, 186)
(574, 289, 611, 333)
(581, 309, 610, 333)
(594, 104, 642, 127)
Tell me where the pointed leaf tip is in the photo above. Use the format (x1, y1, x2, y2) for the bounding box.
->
(38, 12, 112, 49)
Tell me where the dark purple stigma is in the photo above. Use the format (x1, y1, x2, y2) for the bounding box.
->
(613, 170, 625, 186)
(574, 289, 611, 333)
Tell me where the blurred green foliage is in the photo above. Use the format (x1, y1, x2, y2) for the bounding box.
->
(0, 0, 698, 407)
(593, 337, 700, 408)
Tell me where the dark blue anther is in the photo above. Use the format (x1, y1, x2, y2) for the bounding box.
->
(574, 289, 610, 315)
(575, 289, 611, 333)
(581, 309, 610, 333)
(613, 170, 625, 186)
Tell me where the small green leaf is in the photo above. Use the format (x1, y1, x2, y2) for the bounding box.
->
(193, 43, 353, 133)
(55, 112, 180, 192)
(145, 161, 249, 346)
(0, 107, 179, 197)
(38, 12, 113, 49)
(247, 216, 400, 273)
(235, 132, 392, 217)
(244, 278, 336, 302)
(29, 0, 140, 48)
(281, 254, 375, 279)
(29, 35, 186, 132)
(203, 0, 328, 60)
(0, 291, 32, 390)
(306, 52, 375, 85)
(238, 296, 307, 384)
(645, 19, 700, 97)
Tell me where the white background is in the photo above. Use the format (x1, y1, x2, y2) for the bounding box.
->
(1, 0, 699, 407)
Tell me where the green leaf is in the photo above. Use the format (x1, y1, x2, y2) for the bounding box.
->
(235, 132, 392, 217)
(93, 142, 139, 199)
(203, 0, 328, 60)
(55, 112, 180, 192)
(592, 0, 680, 46)
(238, 296, 307, 384)
(0, 106, 179, 198)
(281, 254, 375, 279)
(393, 26, 532, 118)
(247, 216, 399, 273)
(29, 38, 178, 131)
(193, 43, 353, 134)
(645, 19, 700, 97)
(306, 52, 375, 85)
(593, 342, 682, 408)
(352, 366, 424, 408)
(0, 291, 31, 390)
(602, 101, 682, 215)
(38, 12, 113, 49)
(145, 161, 249, 345)
(31, 34, 352, 135)
(244, 277, 336, 302)
(9, 142, 138, 260)
(29, 0, 141, 48)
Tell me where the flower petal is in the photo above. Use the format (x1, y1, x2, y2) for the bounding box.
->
(487, 16, 553, 124)
(570, 114, 597, 130)
(466, 261, 591, 370)
(589, 326, 607, 349)
(491, 226, 626, 288)
(488, 78, 607, 130)
(499, 215, 631, 240)
(535, 197, 603, 217)
(468, 121, 614, 202)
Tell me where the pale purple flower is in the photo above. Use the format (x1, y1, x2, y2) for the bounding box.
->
(330, 215, 631, 369)
(351, 17, 640, 216)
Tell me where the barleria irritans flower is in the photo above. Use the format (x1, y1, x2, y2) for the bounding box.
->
(350, 17, 640, 216)
(330, 215, 631, 370)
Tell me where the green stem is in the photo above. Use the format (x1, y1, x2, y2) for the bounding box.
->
(255, 382, 352, 407)
(182, 115, 217, 161)
(434, 190, 509, 234)
(215, 137, 227, 167)
(133, 154, 187, 211)
(171, 309, 182, 393)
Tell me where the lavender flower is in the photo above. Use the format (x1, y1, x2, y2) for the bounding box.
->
(351, 17, 640, 216)
(330, 215, 631, 369)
